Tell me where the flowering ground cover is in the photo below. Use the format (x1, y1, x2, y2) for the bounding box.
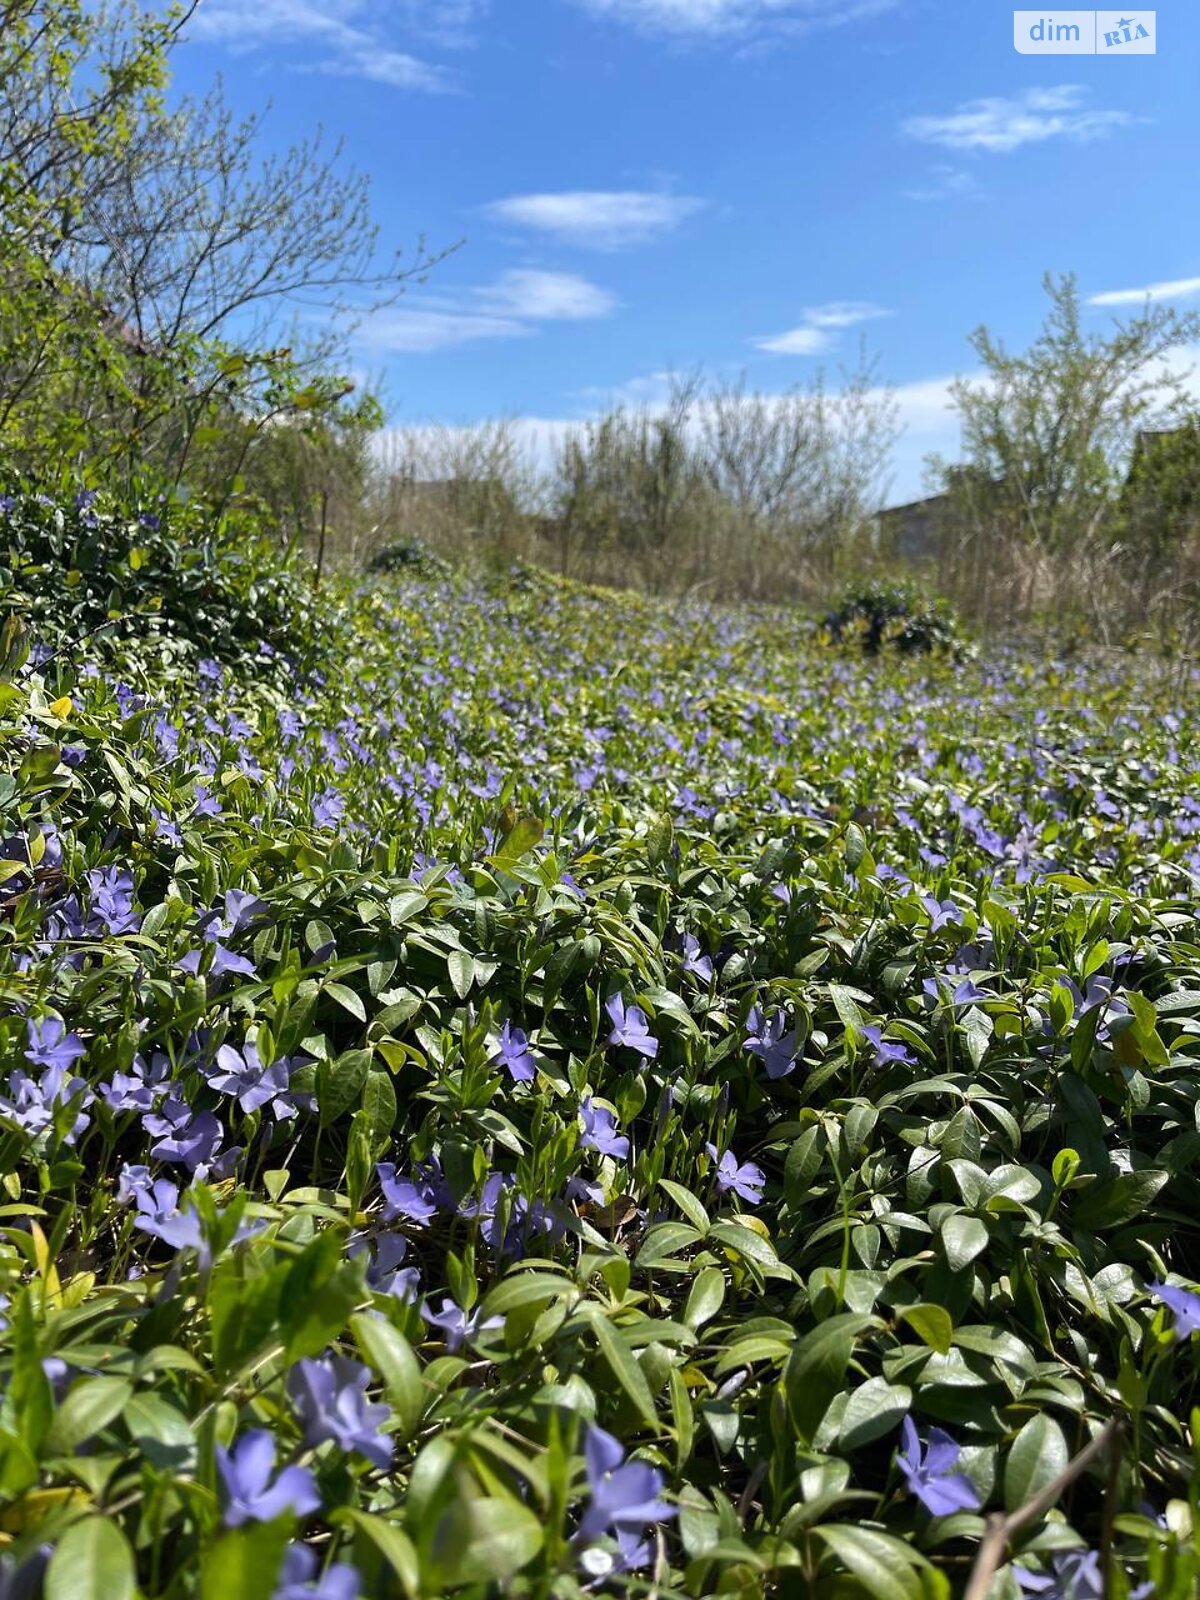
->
(3, 553, 1200, 1598)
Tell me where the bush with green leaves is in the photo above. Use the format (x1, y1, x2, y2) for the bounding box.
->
(823, 579, 968, 658)
(0, 563, 1198, 1598)
(0, 477, 333, 676)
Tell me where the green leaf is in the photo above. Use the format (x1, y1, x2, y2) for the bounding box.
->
(46, 1517, 136, 1600)
(941, 1213, 989, 1271)
(199, 1520, 291, 1600)
(898, 1303, 954, 1354)
(591, 1314, 659, 1427)
(837, 1378, 912, 1451)
(351, 1313, 426, 1441)
(784, 1314, 873, 1442)
(318, 1047, 371, 1126)
(683, 1268, 726, 1331)
(45, 1377, 132, 1454)
(1004, 1414, 1069, 1512)
(447, 1497, 544, 1586)
(813, 1524, 927, 1600)
(494, 813, 545, 869)
(339, 1508, 419, 1595)
(447, 949, 475, 999)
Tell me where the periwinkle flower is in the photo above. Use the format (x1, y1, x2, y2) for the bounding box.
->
(490, 1021, 536, 1083)
(377, 1159, 445, 1224)
(208, 1041, 299, 1120)
(216, 1430, 320, 1526)
(577, 1425, 675, 1555)
(744, 1005, 797, 1080)
(1150, 1280, 1200, 1339)
(680, 935, 714, 984)
(861, 1025, 916, 1067)
(420, 1297, 503, 1354)
(288, 1355, 393, 1470)
(896, 1417, 980, 1515)
(1015, 1550, 1151, 1600)
(705, 1144, 765, 1205)
(605, 994, 658, 1060)
(272, 1545, 360, 1600)
(921, 896, 964, 933)
(24, 1017, 84, 1074)
(579, 1097, 630, 1160)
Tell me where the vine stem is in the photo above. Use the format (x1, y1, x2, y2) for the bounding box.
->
(962, 1418, 1122, 1600)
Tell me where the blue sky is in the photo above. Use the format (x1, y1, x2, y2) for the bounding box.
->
(177, 1, 1197, 503)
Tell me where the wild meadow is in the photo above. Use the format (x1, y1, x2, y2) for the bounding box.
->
(1, 484, 1200, 1599)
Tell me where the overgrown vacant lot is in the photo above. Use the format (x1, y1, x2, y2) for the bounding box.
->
(5, 562, 1200, 1599)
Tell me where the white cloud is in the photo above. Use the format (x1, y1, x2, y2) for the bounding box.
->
(357, 269, 616, 353)
(902, 85, 1135, 155)
(477, 270, 618, 320)
(1089, 276, 1200, 307)
(484, 191, 704, 250)
(904, 165, 983, 203)
(187, 0, 457, 92)
(358, 309, 528, 354)
(756, 326, 835, 356)
(573, 0, 899, 40)
(755, 299, 889, 355)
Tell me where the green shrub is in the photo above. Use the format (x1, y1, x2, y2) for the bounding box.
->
(366, 538, 450, 578)
(823, 578, 968, 657)
(0, 475, 329, 674)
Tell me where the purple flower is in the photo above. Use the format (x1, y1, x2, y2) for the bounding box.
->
(272, 1545, 360, 1600)
(24, 1017, 84, 1074)
(100, 1051, 171, 1114)
(84, 867, 138, 935)
(209, 1041, 299, 1120)
(1015, 1550, 1151, 1600)
(216, 1430, 320, 1527)
(1151, 1281, 1200, 1339)
(377, 1159, 444, 1224)
(145, 1099, 227, 1175)
(744, 1006, 797, 1080)
(896, 1417, 980, 1515)
(490, 1022, 536, 1083)
(921, 896, 964, 934)
(706, 1145, 765, 1205)
(179, 943, 256, 980)
(352, 1233, 420, 1301)
(861, 1025, 916, 1067)
(420, 1297, 503, 1354)
(312, 790, 345, 830)
(579, 1097, 630, 1160)
(605, 994, 658, 1060)
(287, 1356, 393, 1471)
(577, 1425, 675, 1550)
(681, 935, 714, 984)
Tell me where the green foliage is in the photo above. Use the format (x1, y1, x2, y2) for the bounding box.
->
(0, 502, 1198, 1596)
(823, 579, 967, 657)
(0, 476, 332, 673)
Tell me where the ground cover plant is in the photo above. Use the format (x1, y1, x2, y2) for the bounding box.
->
(3, 488, 1200, 1598)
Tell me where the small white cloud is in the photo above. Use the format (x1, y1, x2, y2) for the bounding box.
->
(755, 327, 835, 356)
(188, 0, 456, 92)
(904, 165, 982, 202)
(484, 191, 704, 250)
(1089, 275, 1200, 307)
(358, 308, 528, 354)
(902, 85, 1135, 154)
(802, 300, 891, 329)
(478, 270, 617, 320)
(573, 0, 899, 40)
(357, 268, 616, 353)
(755, 300, 889, 356)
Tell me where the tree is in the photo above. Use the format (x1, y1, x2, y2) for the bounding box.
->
(0, 0, 447, 517)
(931, 272, 1200, 563)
